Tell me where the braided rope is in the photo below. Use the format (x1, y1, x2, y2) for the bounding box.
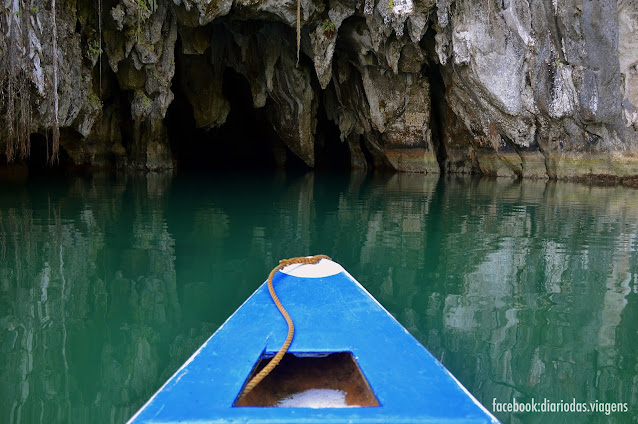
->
(242, 254, 331, 394)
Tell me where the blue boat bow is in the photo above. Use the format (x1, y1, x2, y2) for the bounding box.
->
(128, 258, 499, 423)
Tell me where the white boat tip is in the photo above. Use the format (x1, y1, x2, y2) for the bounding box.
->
(276, 389, 355, 408)
(280, 258, 345, 278)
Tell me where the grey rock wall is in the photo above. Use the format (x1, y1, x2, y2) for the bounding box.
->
(436, 0, 638, 179)
(1, 0, 637, 178)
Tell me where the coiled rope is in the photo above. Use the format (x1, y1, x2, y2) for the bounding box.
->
(242, 254, 331, 394)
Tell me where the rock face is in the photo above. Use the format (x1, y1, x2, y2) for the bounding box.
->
(0, 0, 637, 177)
(436, 0, 638, 179)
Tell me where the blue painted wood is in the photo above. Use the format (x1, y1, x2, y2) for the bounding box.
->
(128, 260, 499, 423)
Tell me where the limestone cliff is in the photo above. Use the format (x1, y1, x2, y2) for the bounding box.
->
(1, 0, 637, 178)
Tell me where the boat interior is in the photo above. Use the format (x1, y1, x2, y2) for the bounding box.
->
(233, 352, 380, 408)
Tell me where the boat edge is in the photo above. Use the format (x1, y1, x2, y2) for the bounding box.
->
(339, 268, 501, 424)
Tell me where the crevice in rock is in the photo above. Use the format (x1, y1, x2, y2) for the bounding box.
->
(314, 97, 351, 171)
(118, 89, 135, 161)
(421, 23, 458, 175)
(358, 136, 376, 171)
(424, 61, 447, 173)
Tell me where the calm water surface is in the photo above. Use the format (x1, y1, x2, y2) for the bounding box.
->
(1, 172, 637, 423)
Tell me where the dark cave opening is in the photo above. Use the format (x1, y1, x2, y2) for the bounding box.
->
(165, 27, 356, 174)
(166, 33, 317, 173)
(166, 65, 277, 171)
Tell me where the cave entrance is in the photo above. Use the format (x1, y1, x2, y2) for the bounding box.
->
(166, 30, 355, 174)
(24, 132, 74, 175)
(167, 44, 298, 172)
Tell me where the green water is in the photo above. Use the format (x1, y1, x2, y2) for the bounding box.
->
(1, 172, 637, 423)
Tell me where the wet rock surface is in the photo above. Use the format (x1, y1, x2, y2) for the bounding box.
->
(1, 0, 637, 178)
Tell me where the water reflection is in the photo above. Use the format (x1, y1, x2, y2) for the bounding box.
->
(0, 173, 637, 423)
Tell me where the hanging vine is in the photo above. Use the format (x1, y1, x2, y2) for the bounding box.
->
(98, 0, 102, 96)
(0, 0, 33, 162)
(296, 0, 301, 64)
(50, 0, 60, 164)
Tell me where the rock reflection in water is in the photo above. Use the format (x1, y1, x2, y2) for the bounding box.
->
(0, 173, 637, 424)
(337, 177, 638, 424)
(0, 175, 181, 423)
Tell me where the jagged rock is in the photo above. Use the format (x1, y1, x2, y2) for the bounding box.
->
(107, 0, 177, 170)
(1, 0, 637, 178)
(310, 1, 355, 89)
(434, 0, 638, 178)
(171, 0, 233, 27)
